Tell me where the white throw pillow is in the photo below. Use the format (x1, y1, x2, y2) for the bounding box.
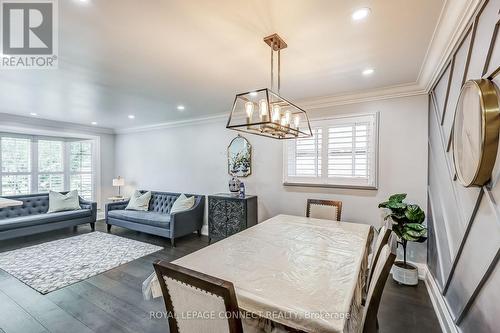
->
(126, 190, 152, 211)
(48, 190, 81, 213)
(170, 194, 195, 214)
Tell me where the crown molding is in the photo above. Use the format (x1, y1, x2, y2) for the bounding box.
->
(0, 113, 114, 135)
(115, 112, 228, 134)
(297, 83, 426, 110)
(417, 0, 484, 92)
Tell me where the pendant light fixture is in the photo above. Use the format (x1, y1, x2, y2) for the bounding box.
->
(226, 33, 312, 139)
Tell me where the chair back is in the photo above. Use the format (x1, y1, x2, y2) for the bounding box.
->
(306, 199, 342, 221)
(362, 235, 397, 333)
(153, 261, 243, 333)
(367, 224, 392, 287)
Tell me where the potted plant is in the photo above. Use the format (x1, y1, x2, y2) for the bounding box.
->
(378, 193, 427, 285)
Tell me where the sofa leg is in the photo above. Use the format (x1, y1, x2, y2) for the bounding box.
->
(90, 222, 95, 231)
(197, 229, 202, 237)
(171, 238, 175, 247)
(73, 226, 78, 232)
(107, 224, 112, 232)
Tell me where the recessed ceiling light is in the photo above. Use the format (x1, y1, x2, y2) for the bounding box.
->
(352, 7, 371, 21)
(249, 92, 258, 97)
(30, 112, 38, 116)
(177, 105, 185, 111)
(91, 121, 98, 125)
(362, 68, 375, 76)
(128, 115, 135, 119)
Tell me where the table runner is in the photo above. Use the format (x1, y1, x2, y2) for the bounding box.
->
(173, 214, 373, 333)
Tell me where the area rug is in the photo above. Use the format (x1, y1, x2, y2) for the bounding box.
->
(0, 231, 163, 294)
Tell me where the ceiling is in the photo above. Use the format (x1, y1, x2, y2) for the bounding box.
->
(0, 0, 444, 130)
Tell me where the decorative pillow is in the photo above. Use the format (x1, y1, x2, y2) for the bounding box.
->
(126, 190, 152, 211)
(48, 190, 81, 213)
(170, 194, 195, 214)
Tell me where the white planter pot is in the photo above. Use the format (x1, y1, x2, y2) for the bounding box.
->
(392, 261, 418, 286)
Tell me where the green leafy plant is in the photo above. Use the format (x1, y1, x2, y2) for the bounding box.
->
(378, 193, 427, 267)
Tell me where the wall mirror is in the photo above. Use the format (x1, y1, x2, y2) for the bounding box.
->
(228, 135, 252, 177)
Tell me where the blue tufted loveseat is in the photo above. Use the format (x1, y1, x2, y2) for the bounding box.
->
(105, 191, 205, 247)
(0, 193, 97, 240)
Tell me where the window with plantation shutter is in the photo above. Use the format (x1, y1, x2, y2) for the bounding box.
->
(0, 134, 96, 200)
(284, 113, 378, 188)
(38, 140, 64, 193)
(70, 141, 93, 200)
(0, 136, 31, 195)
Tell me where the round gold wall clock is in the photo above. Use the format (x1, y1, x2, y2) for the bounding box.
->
(453, 79, 500, 187)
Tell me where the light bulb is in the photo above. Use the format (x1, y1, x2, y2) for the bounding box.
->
(259, 99, 268, 116)
(272, 105, 281, 123)
(245, 102, 254, 118)
(294, 115, 300, 128)
(284, 110, 291, 126)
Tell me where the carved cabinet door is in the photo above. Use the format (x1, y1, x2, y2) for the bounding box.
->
(209, 198, 227, 241)
(226, 200, 246, 237)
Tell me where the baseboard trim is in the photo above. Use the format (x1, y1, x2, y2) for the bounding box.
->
(201, 224, 208, 236)
(422, 265, 459, 333)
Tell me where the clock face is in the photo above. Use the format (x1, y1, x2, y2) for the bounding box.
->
(453, 82, 483, 186)
(453, 79, 500, 187)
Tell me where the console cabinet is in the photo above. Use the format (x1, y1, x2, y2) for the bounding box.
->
(208, 194, 257, 243)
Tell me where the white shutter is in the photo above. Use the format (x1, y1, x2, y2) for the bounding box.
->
(69, 141, 93, 200)
(287, 128, 322, 178)
(38, 140, 65, 192)
(0, 136, 32, 195)
(284, 113, 378, 188)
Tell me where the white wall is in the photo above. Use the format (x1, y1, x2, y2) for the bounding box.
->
(115, 94, 428, 263)
(0, 113, 115, 209)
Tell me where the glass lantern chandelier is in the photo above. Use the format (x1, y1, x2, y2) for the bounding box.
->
(226, 33, 312, 139)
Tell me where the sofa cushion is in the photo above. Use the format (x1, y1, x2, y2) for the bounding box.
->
(48, 190, 81, 213)
(126, 191, 152, 211)
(170, 194, 195, 214)
(108, 210, 171, 229)
(0, 209, 92, 231)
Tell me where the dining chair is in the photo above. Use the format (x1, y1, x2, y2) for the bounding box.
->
(362, 236, 397, 333)
(153, 260, 243, 333)
(306, 199, 342, 221)
(367, 224, 392, 288)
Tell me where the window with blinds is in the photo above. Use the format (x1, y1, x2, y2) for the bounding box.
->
(70, 142, 93, 200)
(284, 113, 378, 188)
(0, 134, 95, 199)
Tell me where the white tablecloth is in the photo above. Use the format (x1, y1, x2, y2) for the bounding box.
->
(148, 214, 373, 333)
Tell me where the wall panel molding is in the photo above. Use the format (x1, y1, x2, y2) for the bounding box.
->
(428, 0, 500, 328)
(443, 188, 484, 294)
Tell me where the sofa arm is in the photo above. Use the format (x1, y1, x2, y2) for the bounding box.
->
(170, 196, 205, 238)
(79, 198, 97, 222)
(105, 200, 130, 221)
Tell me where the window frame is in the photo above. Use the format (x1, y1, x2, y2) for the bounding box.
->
(0, 132, 98, 200)
(283, 112, 379, 189)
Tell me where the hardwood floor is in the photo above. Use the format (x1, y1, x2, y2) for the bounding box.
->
(0, 221, 441, 333)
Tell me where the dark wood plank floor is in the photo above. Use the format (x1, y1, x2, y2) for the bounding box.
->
(0, 221, 441, 333)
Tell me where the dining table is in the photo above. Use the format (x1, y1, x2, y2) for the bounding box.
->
(145, 214, 374, 333)
(0, 197, 23, 209)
